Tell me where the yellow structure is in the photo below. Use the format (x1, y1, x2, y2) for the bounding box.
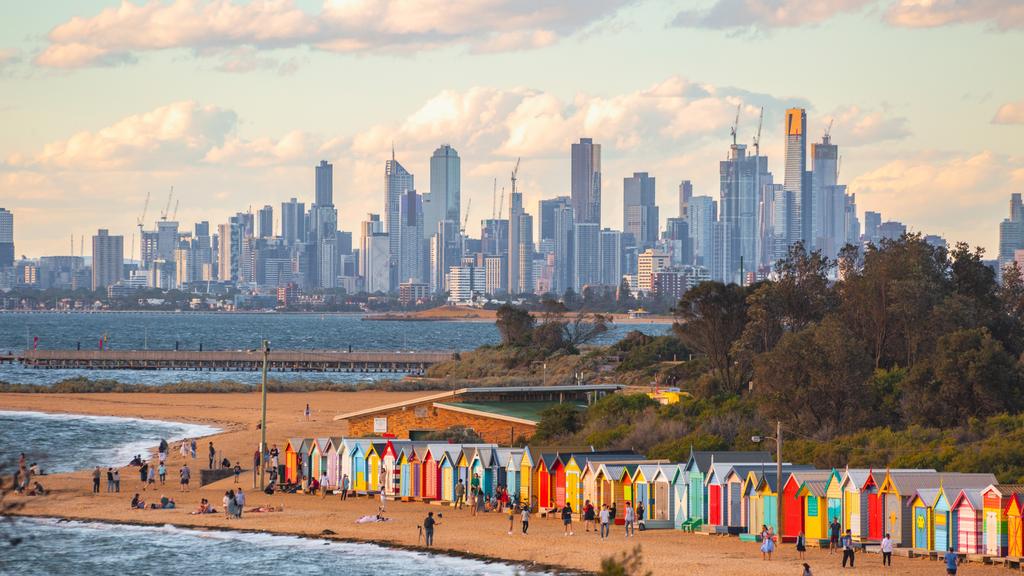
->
(800, 479, 831, 542)
(519, 449, 533, 505)
(366, 444, 381, 492)
(565, 456, 583, 512)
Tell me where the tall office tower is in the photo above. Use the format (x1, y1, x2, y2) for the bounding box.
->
(863, 211, 882, 245)
(398, 189, 424, 283)
(281, 198, 306, 246)
(679, 180, 693, 219)
(552, 205, 574, 294)
(258, 205, 273, 238)
(140, 230, 159, 268)
(719, 144, 761, 284)
(385, 151, 414, 266)
(843, 193, 860, 247)
(688, 196, 717, 268)
(711, 221, 730, 283)
(1013, 193, 1024, 222)
(91, 229, 124, 290)
(571, 138, 602, 226)
(156, 220, 179, 261)
(517, 213, 534, 294)
(508, 191, 523, 295)
(481, 219, 509, 257)
(539, 196, 571, 243)
(191, 221, 212, 280)
(573, 222, 601, 292)
(360, 214, 389, 294)
(766, 185, 792, 264)
(811, 131, 842, 256)
(999, 193, 1024, 281)
(784, 108, 808, 245)
(315, 160, 333, 207)
(424, 144, 460, 240)
(665, 218, 692, 266)
(217, 213, 252, 283)
(623, 172, 659, 248)
(0, 208, 13, 268)
(174, 244, 192, 288)
(484, 255, 507, 295)
(429, 220, 461, 294)
(599, 228, 623, 286)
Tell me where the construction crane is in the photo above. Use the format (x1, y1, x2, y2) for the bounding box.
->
(730, 103, 740, 147)
(837, 155, 843, 180)
(825, 118, 834, 140)
(172, 199, 179, 222)
(132, 190, 151, 262)
(753, 106, 764, 157)
(497, 186, 505, 220)
(461, 197, 472, 235)
(160, 186, 174, 221)
(491, 178, 497, 220)
(511, 157, 521, 196)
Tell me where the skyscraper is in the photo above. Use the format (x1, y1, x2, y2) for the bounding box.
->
(719, 144, 764, 284)
(385, 151, 414, 280)
(315, 160, 333, 207)
(0, 208, 13, 268)
(425, 145, 460, 239)
(508, 191, 523, 295)
(573, 222, 600, 292)
(998, 193, 1024, 281)
(688, 196, 717, 268)
(539, 196, 571, 244)
(360, 214, 390, 294)
(91, 229, 124, 290)
(258, 205, 273, 238)
(679, 180, 693, 219)
(599, 228, 623, 286)
(863, 211, 882, 245)
(571, 138, 601, 227)
(398, 189, 424, 283)
(552, 205, 574, 294)
(623, 172, 658, 248)
(281, 198, 305, 246)
(784, 108, 808, 244)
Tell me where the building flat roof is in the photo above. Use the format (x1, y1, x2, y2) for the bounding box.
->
(434, 401, 575, 425)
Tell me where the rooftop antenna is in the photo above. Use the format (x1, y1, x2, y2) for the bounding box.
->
(753, 106, 764, 157)
(730, 103, 740, 147)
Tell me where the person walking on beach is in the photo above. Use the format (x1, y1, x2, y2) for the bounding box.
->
(106, 468, 114, 492)
(760, 524, 775, 560)
(179, 463, 190, 492)
(423, 511, 437, 546)
(92, 466, 101, 493)
(158, 438, 168, 463)
(179, 439, 188, 458)
(190, 438, 197, 459)
(507, 500, 516, 535)
(113, 469, 120, 492)
(584, 500, 595, 532)
(235, 488, 245, 517)
(147, 461, 156, 489)
(320, 471, 329, 499)
(208, 442, 216, 469)
(454, 480, 466, 510)
(304, 403, 311, 421)
(841, 529, 855, 568)
(599, 504, 611, 539)
(624, 501, 636, 537)
(829, 518, 841, 554)
(139, 461, 149, 490)
(224, 490, 233, 519)
(340, 474, 349, 500)
(796, 530, 807, 560)
(944, 547, 959, 575)
(561, 502, 574, 536)
(233, 463, 242, 484)
(159, 462, 167, 485)
(520, 502, 530, 535)
(881, 532, 893, 567)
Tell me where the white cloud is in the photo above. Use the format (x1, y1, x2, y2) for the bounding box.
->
(672, 0, 874, 31)
(885, 0, 1024, 30)
(35, 0, 630, 69)
(993, 100, 1024, 125)
(824, 105, 910, 146)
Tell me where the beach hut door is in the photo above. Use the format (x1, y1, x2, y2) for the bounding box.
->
(915, 508, 928, 548)
(986, 511, 998, 555)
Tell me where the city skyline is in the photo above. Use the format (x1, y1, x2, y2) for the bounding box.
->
(1, 1, 1023, 258)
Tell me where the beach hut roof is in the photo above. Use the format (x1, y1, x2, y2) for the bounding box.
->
(637, 464, 663, 481)
(287, 437, 305, 451)
(328, 436, 344, 449)
(985, 483, 1024, 497)
(882, 471, 942, 494)
(802, 479, 829, 498)
(315, 437, 331, 452)
(686, 450, 773, 473)
(843, 469, 873, 489)
(566, 452, 644, 469)
(298, 439, 314, 457)
(755, 465, 817, 492)
(541, 453, 560, 470)
(914, 488, 940, 506)
(602, 464, 629, 480)
(951, 488, 984, 510)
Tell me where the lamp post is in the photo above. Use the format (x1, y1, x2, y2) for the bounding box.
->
(259, 340, 270, 490)
(752, 421, 783, 539)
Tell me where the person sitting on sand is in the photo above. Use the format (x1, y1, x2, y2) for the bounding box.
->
(131, 493, 145, 509)
(28, 481, 46, 496)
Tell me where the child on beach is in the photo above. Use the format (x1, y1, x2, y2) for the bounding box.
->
(583, 500, 595, 532)
(760, 524, 775, 560)
(147, 462, 156, 488)
(561, 502, 574, 536)
(159, 463, 166, 485)
(520, 503, 530, 535)
(599, 504, 610, 539)
(507, 500, 516, 535)
(796, 530, 807, 560)
(234, 464, 242, 484)
(624, 502, 635, 537)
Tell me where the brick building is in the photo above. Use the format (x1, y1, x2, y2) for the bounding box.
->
(335, 385, 621, 444)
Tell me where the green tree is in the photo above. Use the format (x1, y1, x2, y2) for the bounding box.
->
(533, 404, 583, 442)
(495, 304, 534, 347)
(673, 282, 749, 394)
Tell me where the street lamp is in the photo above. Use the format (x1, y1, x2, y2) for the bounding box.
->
(751, 421, 783, 540)
(259, 340, 270, 490)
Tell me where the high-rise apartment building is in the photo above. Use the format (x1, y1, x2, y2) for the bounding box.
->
(678, 180, 693, 219)
(315, 160, 333, 207)
(0, 208, 13, 268)
(599, 228, 623, 287)
(398, 189, 424, 283)
(281, 198, 305, 246)
(784, 108, 808, 244)
(573, 222, 600, 291)
(539, 196, 571, 243)
(425, 145, 460, 239)
(385, 152, 414, 270)
(688, 196, 717, 268)
(863, 211, 882, 245)
(258, 205, 273, 238)
(637, 249, 670, 295)
(623, 172, 658, 248)
(360, 214, 390, 294)
(552, 205, 574, 294)
(571, 138, 601, 227)
(91, 229, 124, 290)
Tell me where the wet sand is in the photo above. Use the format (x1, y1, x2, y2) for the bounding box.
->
(0, 391, 1010, 575)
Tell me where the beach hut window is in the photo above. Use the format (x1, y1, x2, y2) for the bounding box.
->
(808, 497, 818, 517)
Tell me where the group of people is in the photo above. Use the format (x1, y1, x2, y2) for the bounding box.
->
(13, 453, 45, 496)
(129, 493, 176, 510)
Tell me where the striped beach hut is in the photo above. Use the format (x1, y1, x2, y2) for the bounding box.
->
(326, 437, 344, 488)
(645, 465, 674, 527)
(309, 438, 330, 486)
(283, 437, 306, 484)
(952, 489, 984, 554)
(825, 470, 845, 532)
(982, 484, 1024, 557)
(932, 486, 955, 552)
(519, 448, 536, 507)
(563, 454, 585, 512)
(398, 446, 414, 498)
(420, 444, 444, 500)
(439, 450, 459, 502)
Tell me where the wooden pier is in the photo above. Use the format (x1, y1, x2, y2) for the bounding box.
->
(14, 349, 455, 373)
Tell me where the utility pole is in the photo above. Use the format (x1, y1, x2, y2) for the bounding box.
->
(776, 420, 783, 540)
(259, 340, 270, 490)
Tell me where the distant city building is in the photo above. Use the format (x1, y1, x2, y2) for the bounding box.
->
(447, 264, 485, 305)
(552, 204, 574, 294)
(637, 249, 670, 295)
(573, 222, 600, 292)
(281, 198, 306, 246)
(678, 180, 693, 220)
(424, 144, 460, 240)
(599, 228, 623, 287)
(571, 138, 601, 227)
(784, 108, 809, 244)
(398, 189, 424, 284)
(399, 280, 429, 306)
(539, 196, 571, 244)
(315, 160, 334, 207)
(623, 172, 658, 248)
(863, 211, 882, 245)
(0, 208, 13, 269)
(998, 193, 1024, 281)
(360, 214, 390, 294)
(878, 220, 907, 242)
(688, 196, 717, 268)
(257, 205, 273, 238)
(91, 229, 124, 290)
(385, 151, 414, 279)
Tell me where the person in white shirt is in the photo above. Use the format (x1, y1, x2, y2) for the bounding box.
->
(880, 533, 893, 567)
(599, 505, 611, 539)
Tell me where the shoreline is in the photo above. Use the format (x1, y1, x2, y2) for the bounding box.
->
(11, 514, 583, 575)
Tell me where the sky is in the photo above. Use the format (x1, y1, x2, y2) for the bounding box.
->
(1, 0, 1022, 259)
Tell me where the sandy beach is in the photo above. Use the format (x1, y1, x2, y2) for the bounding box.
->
(1, 391, 1011, 575)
